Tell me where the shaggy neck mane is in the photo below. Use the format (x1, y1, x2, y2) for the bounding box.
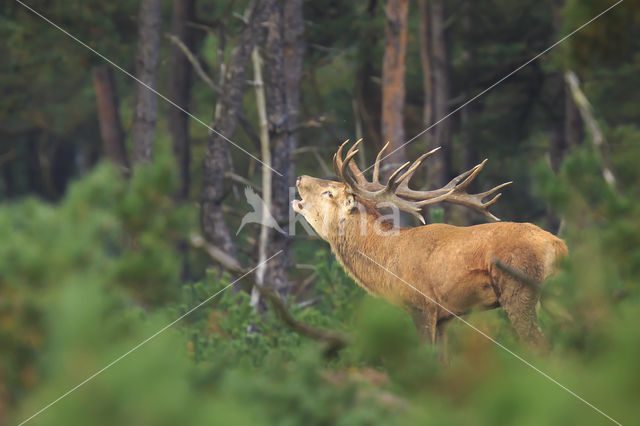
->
(326, 197, 402, 299)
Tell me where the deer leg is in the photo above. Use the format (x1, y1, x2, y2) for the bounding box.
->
(497, 281, 550, 354)
(410, 305, 438, 345)
(435, 321, 449, 365)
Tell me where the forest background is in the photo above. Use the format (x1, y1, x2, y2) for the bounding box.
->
(1, 0, 640, 424)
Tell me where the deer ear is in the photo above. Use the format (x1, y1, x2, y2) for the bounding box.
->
(343, 194, 358, 214)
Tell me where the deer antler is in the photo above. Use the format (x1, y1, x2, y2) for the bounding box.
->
(333, 139, 512, 223)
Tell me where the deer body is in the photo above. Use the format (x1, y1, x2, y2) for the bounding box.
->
(293, 141, 568, 355)
(336, 206, 567, 316)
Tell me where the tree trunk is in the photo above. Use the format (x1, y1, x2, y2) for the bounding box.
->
(258, 0, 304, 304)
(427, 0, 452, 189)
(251, 47, 272, 311)
(92, 65, 128, 169)
(549, 0, 574, 174)
(381, 0, 409, 175)
(132, 0, 162, 164)
(201, 0, 275, 257)
(355, 0, 382, 151)
(418, 0, 433, 132)
(167, 0, 195, 199)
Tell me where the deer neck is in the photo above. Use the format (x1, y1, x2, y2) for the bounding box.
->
(327, 210, 402, 299)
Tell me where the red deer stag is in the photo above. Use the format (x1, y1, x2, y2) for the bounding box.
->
(292, 140, 568, 357)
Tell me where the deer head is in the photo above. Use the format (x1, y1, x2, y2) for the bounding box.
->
(292, 175, 360, 239)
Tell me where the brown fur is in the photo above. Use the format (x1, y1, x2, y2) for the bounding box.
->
(293, 176, 568, 356)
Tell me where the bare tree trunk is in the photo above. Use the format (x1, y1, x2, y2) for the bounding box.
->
(427, 0, 452, 189)
(92, 65, 129, 169)
(549, 0, 575, 174)
(258, 0, 304, 304)
(167, 0, 195, 199)
(201, 0, 274, 257)
(381, 0, 409, 175)
(418, 0, 433, 132)
(355, 0, 383, 151)
(132, 0, 162, 164)
(250, 47, 272, 311)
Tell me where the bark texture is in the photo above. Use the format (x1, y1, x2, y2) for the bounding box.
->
(201, 0, 275, 257)
(427, 0, 452, 189)
(167, 0, 195, 199)
(260, 0, 304, 300)
(381, 0, 409, 173)
(92, 65, 128, 168)
(132, 0, 162, 164)
(355, 0, 382, 151)
(418, 0, 433, 131)
(549, 0, 582, 173)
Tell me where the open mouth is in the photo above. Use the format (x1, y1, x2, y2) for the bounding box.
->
(292, 199, 304, 213)
(292, 183, 304, 213)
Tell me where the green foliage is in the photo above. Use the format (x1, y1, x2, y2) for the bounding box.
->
(3, 0, 640, 424)
(2, 149, 640, 425)
(0, 149, 189, 407)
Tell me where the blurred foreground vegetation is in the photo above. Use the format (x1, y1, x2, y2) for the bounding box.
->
(2, 0, 640, 424)
(1, 142, 639, 425)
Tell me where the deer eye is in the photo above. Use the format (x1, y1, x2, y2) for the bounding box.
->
(322, 191, 333, 198)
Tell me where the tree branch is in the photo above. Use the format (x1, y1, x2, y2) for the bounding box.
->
(224, 171, 262, 194)
(564, 70, 616, 188)
(190, 233, 350, 356)
(165, 32, 220, 93)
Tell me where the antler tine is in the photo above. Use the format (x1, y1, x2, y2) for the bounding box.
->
(458, 159, 487, 189)
(346, 138, 367, 184)
(482, 192, 503, 208)
(341, 147, 361, 189)
(372, 141, 390, 184)
(442, 159, 486, 191)
(478, 181, 513, 200)
(471, 181, 512, 213)
(333, 139, 350, 179)
(397, 147, 441, 190)
(385, 161, 411, 191)
(331, 139, 508, 223)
